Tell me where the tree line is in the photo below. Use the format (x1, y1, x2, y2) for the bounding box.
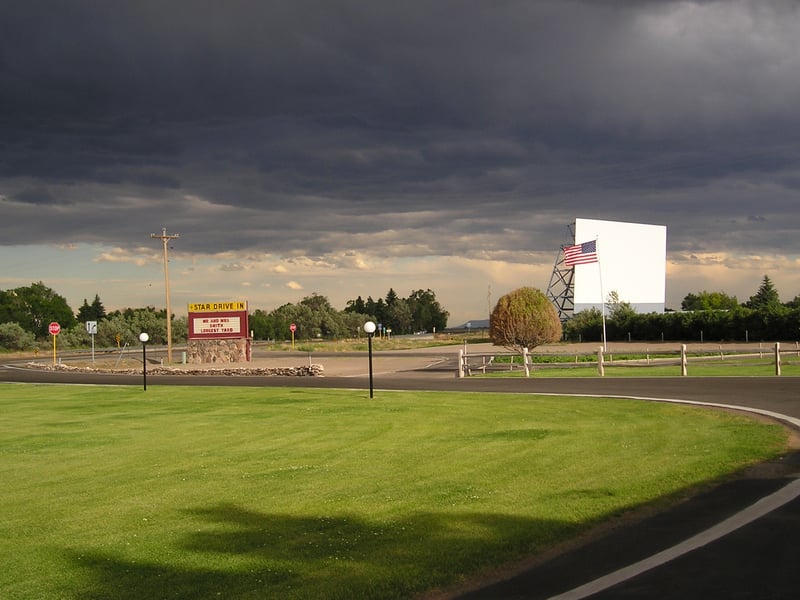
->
(4, 275, 798, 352)
(249, 288, 448, 340)
(0, 282, 449, 351)
(565, 275, 800, 343)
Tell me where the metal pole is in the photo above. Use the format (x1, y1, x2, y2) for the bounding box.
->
(142, 341, 147, 391)
(151, 228, 179, 364)
(367, 333, 374, 398)
(162, 234, 172, 364)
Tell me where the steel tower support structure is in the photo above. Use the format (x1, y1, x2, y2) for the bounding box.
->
(546, 224, 576, 323)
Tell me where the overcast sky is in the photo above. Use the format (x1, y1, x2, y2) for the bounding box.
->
(3, 0, 800, 326)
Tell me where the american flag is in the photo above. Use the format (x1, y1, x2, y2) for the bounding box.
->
(563, 240, 598, 266)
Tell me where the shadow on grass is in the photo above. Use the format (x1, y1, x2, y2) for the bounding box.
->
(65, 503, 580, 599)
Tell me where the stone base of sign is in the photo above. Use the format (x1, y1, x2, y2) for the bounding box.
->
(188, 338, 249, 364)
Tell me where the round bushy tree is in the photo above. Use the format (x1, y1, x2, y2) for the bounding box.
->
(490, 287, 562, 351)
(0, 322, 37, 351)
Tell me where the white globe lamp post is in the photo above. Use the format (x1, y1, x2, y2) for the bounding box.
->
(363, 321, 376, 398)
(139, 332, 150, 391)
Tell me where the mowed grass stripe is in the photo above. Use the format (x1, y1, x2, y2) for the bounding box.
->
(0, 384, 786, 599)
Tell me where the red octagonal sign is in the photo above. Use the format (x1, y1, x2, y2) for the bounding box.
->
(49, 322, 61, 335)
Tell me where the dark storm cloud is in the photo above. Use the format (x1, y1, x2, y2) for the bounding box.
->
(2, 0, 800, 260)
(13, 186, 62, 206)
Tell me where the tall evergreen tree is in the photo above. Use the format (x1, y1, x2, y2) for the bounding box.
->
(90, 294, 106, 320)
(77, 299, 93, 322)
(746, 275, 781, 310)
(344, 296, 366, 314)
(78, 294, 107, 322)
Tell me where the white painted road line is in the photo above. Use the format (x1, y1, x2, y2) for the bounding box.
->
(547, 394, 800, 600)
(548, 477, 800, 599)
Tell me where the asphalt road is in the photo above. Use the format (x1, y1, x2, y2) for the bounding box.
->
(3, 350, 800, 599)
(3, 360, 799, 417)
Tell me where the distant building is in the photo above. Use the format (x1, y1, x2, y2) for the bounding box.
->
(447, 319, 490, 332)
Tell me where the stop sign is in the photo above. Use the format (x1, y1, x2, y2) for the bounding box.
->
(49, 322, 61, 335)
(289, 323, 297, 333)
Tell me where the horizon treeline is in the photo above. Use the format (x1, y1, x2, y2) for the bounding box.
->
(0, 283, 449, 350)
(3, 275, 800, 351)
(566, 275, 800, 343)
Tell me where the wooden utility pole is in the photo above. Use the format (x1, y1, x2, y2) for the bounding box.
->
(150, 227, 180, 363)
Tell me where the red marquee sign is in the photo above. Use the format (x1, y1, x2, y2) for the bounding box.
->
(189, 310, 249, 339)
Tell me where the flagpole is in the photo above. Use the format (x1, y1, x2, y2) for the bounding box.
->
(596, 236, 608, 352)
(563, 238, 604, 350)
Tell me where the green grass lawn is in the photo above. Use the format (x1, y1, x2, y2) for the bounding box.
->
(0, 383, 787, 599)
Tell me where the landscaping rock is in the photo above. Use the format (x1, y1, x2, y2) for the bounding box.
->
(26, 362, 325, 376)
